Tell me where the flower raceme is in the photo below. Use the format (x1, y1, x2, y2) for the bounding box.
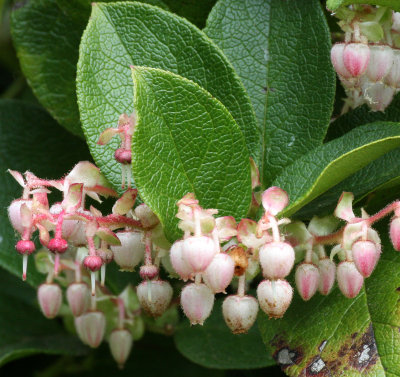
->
(7, 159, 400, 367)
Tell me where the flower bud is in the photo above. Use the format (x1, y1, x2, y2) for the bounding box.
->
(295, 263, 320, 301)
(259, 241, 295, 279)
(139, 264, 159, 280)
(8, 199, 32, 234)
(351, 240, 380, 278)
(114, 148, 131, 164)
(84, 255, 103, 271)
(337, 261, 364, 298)
(109, 328, 133, 368)
(331, 43, 352, 78)
(75, 311, 106, 348)
(15, 240, 35, 255)
(390, 217, 400, 251)
(257, 279, 293, 319)
(182, 235, 216, 273)
(137, 280, 173, 317)
(170, 240, 193, 281)
(385, 49, 400, 88)
(37, 283, 62, 319)
(261, 186, 289, 215)
(366, 45, 394, 82)
(47, 238, 69, 254)
(181, 283, 214, 325)
(343, 43, 370, 77)
(134, 203, 159, 228)
(203, 253, 235, 293)
(318, 258, 336, 295)
(110, 231, 144, 271)
(66, 283, 90, 317)
(222, 295, 258, 334)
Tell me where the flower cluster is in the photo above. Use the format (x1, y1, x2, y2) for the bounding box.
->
(331, 6, 400, 112)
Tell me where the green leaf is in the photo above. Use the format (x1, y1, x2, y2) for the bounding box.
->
(162, 0, 216, 28)
(11, 0, 168, 137)
(0, 267, 87, 366)
(131, 67, 252, 241)
(326, 93, 400, 141)
(296, 148, 400, 219)
(273, 122, 400, 217)
(76, 1, 258, 191)
(259, 220, 400, 376)
(204, 0, 335, 186)
(327, 0, 400, 12)
(174, 298, 275, 369)
(0, 99, 90, 286)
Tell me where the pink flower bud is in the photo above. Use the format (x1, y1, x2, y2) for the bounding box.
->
(8, 199, 32, 234)
(134, 203, 159, 228)
(110, 231, 144, 271)
(337, 261, 364, 298)
(75, 311, 106, 348)
(390, 217, 400, 251)
(259, 241, 295, 279)
(47, 238, 69, 254)
(366, 45, 394, 82)
(351, 240, 380, 277)
(257, 279, 293, 319)
(222, 295, 259, 334)
(331, 43, 352, 79)
(343, 43, 370, 77)
(181, 283, 214, 325)
(114, 148, 131, 164)
(261, 186, 289, 215)
(37, 283, 62, 319)
(318, 258, 336, 295)
(109, 328, 133, 368)
(84, 255, 103, 271)
(295, 263, 320, 301)
(15, 240, 35, 255)
(139, 264, 159, 280)
(170, 240, 193, 281)
(182, 235, 216, 273)
(203, 253, 235, 293)
(385, 50, 400, 88)
(137, 280, 173, 317)
(66, 283, 90, 317)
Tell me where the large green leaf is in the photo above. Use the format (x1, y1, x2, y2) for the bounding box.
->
(11, 0, 167, 137)
(327, 0, 400, 12)
(0, 267, 87, 366)
(174, 298, 275, 369)
(77, 2, 258, 191)
(259, 220, 400, 376)
(273, 122, 400, 217)
(0, 100, 90, 286)
(131, 67, 252, 241)
(204, 0, 335, 186)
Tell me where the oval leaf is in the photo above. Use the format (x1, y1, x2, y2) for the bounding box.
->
(76, 2, 258, 191)
(131, 67, 252, 241)
(205, 0, 335, 186)
(273, 122, 400, 217)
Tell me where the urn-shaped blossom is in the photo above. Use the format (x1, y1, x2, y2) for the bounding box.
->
(331, 43, 352, 78)
(295, 263, 320, 301)
(366, 45, 394, 82)
(170, 240, 193, 281)
(203, 253, 235, 293)
(318, 258, 336, 295)
(343, 43, 370, 77)
(66, 283, 90, 317)
(111, 231, 144, 271)
(75, 311, 106, 348)
(182, 235, 216, 273)
(337, 261, 364, 298)
(222, 295, 259, 334)
(257, 279, 293, 318)
(8, 199, 32, 235)
(351, 240, 380, 277)
(259, 241, 295, 279)
(109, 328, 133, 368)
(136, 280, 173, 317)
(37, 283, 62, 319)
(181, 283, 214, 325)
